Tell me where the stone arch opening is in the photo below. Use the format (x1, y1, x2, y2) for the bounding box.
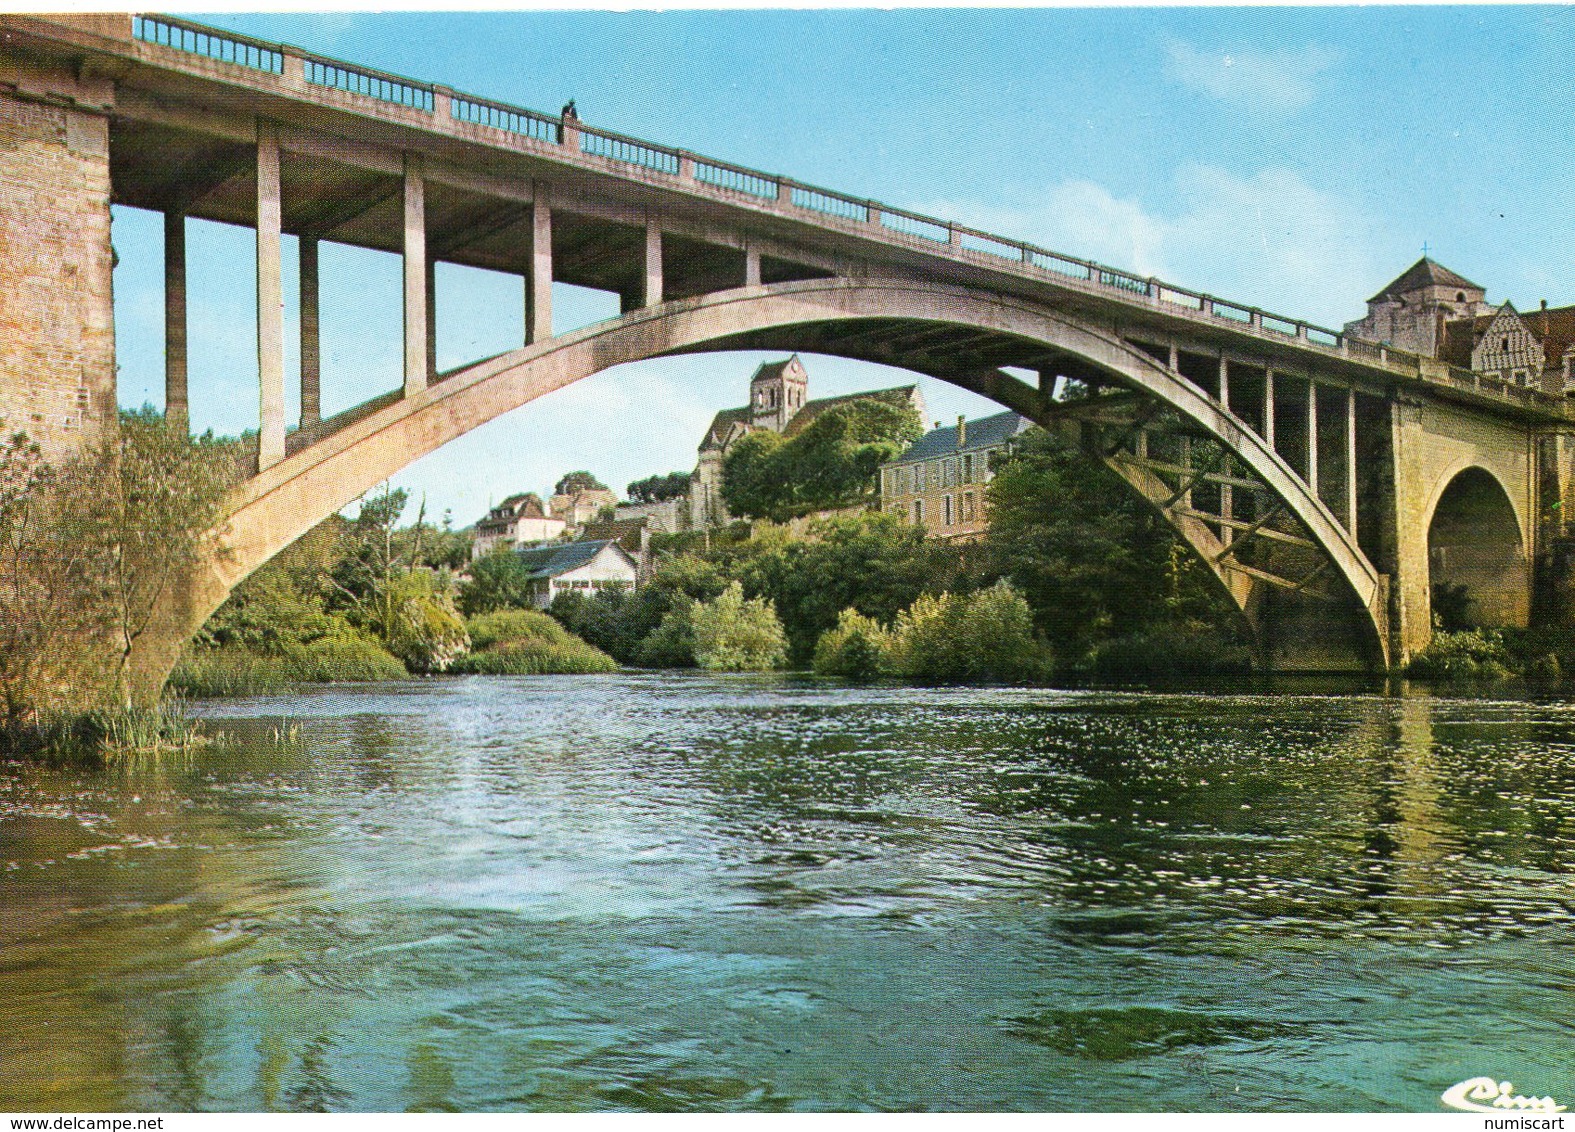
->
(1426, 467, 1527, 630)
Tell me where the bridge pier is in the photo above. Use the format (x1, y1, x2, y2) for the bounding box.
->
(300, 237, 321, 426)
(163, 211, 188, 434)
(526, 200, 552, 344)
(257, 122, 286, 470)
(402, 153, 428, 397)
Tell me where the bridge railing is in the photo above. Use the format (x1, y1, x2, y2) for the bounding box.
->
(127, 12, 1567, 415)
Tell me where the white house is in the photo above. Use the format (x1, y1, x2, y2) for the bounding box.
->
(472, 492, 566, 558)
(513, 539, 639, 608)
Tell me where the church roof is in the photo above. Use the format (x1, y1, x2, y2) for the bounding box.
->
(1369, 257, 1484, 304)
(698, 384, 921, 452)
(749, 355, 801, 384)
(887, 410, 1034, 466)
(511, 539, 633, 579)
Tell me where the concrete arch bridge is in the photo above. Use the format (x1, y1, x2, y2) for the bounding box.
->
(2, 14, 1569, 698)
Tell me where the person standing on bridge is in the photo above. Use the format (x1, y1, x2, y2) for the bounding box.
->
(562, 99, 578, 121)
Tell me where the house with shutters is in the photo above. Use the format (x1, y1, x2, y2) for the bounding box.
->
(471, 492, 566, 558)
(880, 410, 1034, 539)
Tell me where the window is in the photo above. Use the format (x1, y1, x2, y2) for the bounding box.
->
(913, 500, 924, 524)
(1503, 336, 1511, 351)
(963, 492, 975, 522)
(962, 454, 974, 483)
(943, 495, 953, 526)
(942, 459, 955, 487)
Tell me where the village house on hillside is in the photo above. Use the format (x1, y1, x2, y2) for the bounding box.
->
(1345, 257, 1575, 392)
(688, 354, 928, 528)
(881, 410, 1033, 539)
(511, 539, 639, 608)
(471, 492, 565, 558)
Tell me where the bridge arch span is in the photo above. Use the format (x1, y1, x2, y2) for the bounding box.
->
(139, 277, 1388, 696)
(1424, 464, 1529, 630)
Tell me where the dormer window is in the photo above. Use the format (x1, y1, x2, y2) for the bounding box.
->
(1457, 292, 1466, 303)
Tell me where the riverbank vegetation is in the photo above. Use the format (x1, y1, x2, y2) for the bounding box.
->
(1, 410, 236, 760)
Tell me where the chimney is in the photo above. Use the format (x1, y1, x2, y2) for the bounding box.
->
(956, 415, 967, 448)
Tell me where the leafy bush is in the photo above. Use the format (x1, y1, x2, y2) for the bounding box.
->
(813, 609, 895, 679)
(171, 630, 406, 697)
(459, 548, 540, 615)
(448, 639, 617, 676)
(450, 608, 618, 675)
(889, 583, 1052, 684)
(361, 569, 469, 674)
(634, 600, 699, 668)
(689, 582, 788, 671)
(465, 608, 569, 650)
(1407, 629, 1515, 682)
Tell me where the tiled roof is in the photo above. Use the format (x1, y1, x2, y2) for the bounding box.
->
(511, 539, 630, 578)
(887, 410, 1033, 466)
(699, 406, 752, 450)
(1369, 257, 1483, 303)
(1442, 303, 1575, 371)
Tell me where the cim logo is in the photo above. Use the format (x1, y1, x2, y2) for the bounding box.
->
(1442, 1077, 1567, 1115)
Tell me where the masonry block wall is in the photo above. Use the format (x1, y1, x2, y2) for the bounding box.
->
(0, 63, 117, 459)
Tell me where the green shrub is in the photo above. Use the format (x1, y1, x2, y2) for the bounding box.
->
(466, 608, 571, 650)
(689, 582, 788, 671)
(448, 638, 618, 676)
(1407, 629, 1515, 682)
(634, 599, 699, 668)
(281, 631, 409, 683)
(171, 630, 407, 697)
(363, 569, 469, 674)
(888, 583, 1052, 684)
(451, 608, 619, 675)
(813, 609, 895, 678)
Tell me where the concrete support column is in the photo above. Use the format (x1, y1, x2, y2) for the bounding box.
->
(298, 236, 320, 427)
(526, 199, 552, 344)
(1306, 379, 1319, 500)
(744, 245, 761, 287)
(256, 123, 285, 471)
(1179, 435, 1193, 510)
(1263, 367, 1275, 450)
(643, 219, 663, 307)
(1168, 344, 1179, 374)
(1219, 351, 1233, 542)
(426, 255, 437, 381)
(163, 211, 188, 434)
(1346, 387, 1359, 539)
(402, 153, 428, 397)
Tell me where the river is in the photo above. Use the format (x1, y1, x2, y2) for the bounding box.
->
(1, 674, 1572, 1112)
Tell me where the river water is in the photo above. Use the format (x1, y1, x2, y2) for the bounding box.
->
(1, 674, 1572, 1112)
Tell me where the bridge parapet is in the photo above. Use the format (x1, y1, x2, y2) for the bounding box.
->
(10, 11, 1551, 425)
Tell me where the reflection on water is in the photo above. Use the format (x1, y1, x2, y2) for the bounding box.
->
(2, 675, 1573, 1111)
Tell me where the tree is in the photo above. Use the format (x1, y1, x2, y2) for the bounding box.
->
(459, 548, 539, 615)
(626, 471, 692, 504)
(984, 427, 1236, 661)
(689, 582, 788, 671)
(93, 409, 237, 705)
(720, 430, 788, 520)
(554, 470, 607, 495)
(720, 397, 922, 521)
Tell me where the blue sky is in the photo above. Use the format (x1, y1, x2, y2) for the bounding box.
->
(110, 7, 1575, 527)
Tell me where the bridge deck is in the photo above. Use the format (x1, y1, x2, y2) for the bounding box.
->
(5, 11, 1568, 425)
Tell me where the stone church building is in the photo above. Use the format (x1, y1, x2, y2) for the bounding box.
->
(687, 355, 927, 528)
(1345, 256, 1575, 392)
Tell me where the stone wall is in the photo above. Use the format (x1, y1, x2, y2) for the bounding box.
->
(0, 68, 116, 459)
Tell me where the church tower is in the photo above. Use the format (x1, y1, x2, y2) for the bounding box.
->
(749, 354, 809, 432)
(1343, 257, 1491, 358)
